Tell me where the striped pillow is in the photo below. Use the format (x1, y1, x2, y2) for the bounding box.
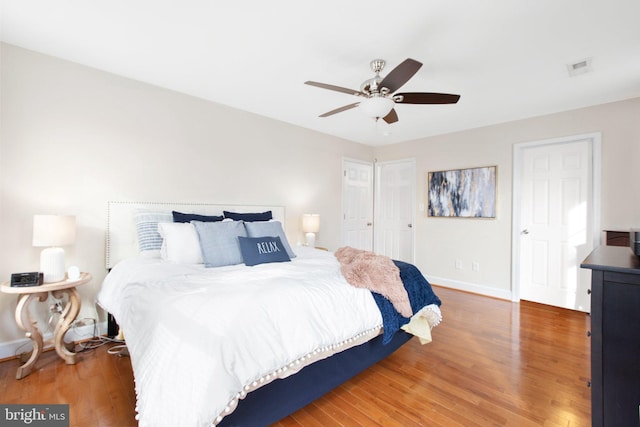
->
(134, 210, 172, 254)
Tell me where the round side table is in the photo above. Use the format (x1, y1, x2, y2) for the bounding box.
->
(0, 272, 91, 379)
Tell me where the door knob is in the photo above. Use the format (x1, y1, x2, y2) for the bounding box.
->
(521, 229, 529, 235)
(366, 222, 372, 226)
(408, 224, 413, 228)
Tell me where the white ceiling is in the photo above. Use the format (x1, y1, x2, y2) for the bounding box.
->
(2, 0, 639, 146)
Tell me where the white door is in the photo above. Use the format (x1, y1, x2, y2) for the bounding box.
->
(517, 137, 596, 312)
(342, 159, 373, 250)
(374, 159, 415, 262)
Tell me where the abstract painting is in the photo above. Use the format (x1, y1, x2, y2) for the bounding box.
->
(428, 166, 496, 218)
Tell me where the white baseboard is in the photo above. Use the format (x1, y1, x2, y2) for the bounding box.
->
(0, 321, 107, 360)
(428, 276, 513, 301)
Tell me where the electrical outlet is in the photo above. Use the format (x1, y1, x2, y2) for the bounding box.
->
(472, 262, 480, 272)
(50, 302, 63, 314)
(455, 259, 463, 270)
(73, 318, 96, 329)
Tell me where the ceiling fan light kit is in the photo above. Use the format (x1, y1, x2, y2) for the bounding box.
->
(305, 58, 460, 124)
(359, 96, 395, 120)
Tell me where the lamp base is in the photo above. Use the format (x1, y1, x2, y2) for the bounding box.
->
(305, 232, 316, 248)
(40, 247, 66, 283)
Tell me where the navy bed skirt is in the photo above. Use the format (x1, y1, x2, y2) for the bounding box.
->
(217, 330, 413, 427)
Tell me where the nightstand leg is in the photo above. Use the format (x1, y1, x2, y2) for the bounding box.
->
(52, 287, 81, 364)
(14, 292, 48, 380)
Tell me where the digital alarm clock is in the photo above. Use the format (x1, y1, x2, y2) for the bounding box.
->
(10, 272, 43, 287)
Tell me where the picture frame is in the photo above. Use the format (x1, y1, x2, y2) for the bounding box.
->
(427, 166, 497, 218)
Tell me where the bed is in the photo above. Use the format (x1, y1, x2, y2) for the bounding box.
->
(97, 201, 442, 427)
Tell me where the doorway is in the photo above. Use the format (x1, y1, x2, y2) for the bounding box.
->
(512, 133, 601, 312)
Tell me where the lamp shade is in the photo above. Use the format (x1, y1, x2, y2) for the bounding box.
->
(33, 215, 76, 247)
(359, 96, 394, 119)
(33, 215, 76, 283)
(302, 214, 320, 233)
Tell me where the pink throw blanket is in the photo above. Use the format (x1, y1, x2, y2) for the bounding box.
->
(334, 246, 413, 318)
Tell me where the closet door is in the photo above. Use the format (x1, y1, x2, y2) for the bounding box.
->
(342, 159, 373, 251)
(374, 159, 415, 262)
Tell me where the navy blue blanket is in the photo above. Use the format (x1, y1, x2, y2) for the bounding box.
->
(371, 260, 441, 344)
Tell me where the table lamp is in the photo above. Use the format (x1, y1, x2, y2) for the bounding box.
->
(33, 214, 76, 283)
(302, 214, 320, 247)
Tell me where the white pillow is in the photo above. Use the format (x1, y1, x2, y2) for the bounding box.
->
(157, 222, 204, 264)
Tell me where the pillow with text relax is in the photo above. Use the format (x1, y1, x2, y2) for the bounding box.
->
(238, 236, 291, 266)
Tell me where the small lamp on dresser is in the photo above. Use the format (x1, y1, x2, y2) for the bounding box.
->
(302, 214, 320, 248)
(32, 214, 76, 283)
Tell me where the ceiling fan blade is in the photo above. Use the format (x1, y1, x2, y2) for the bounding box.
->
(395, 92, 461, 104)
(378, 58, 422, 93)
(382, 108, 398, 124)
(318, 102, 360, 117)
(305, 81, 365, 97)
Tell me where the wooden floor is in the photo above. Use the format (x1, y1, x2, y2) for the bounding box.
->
(0, 286, 591, 426)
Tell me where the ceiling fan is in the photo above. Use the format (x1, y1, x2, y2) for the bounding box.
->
(305, 58, 460, 124)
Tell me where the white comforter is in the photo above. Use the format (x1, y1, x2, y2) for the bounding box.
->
(97, 246, 383, 427)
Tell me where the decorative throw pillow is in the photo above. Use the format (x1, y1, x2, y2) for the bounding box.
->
(244, 220, 296, 258)
(134, 210, 173, 256)
(157, 222, 203, 264)
(223, 210, 272, 222)
(238, 236, 291, 266)
(172, 211, 223, 223)
(192, 220, 247, 268)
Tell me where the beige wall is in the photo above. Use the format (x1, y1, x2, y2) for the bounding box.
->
(374, 97, 640, 297)
(0, 44, 372, 345)
(1, 42, 638, 349)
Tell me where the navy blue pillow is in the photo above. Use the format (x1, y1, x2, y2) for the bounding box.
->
(223, 210, 272, 222)
(238, 236, 291, 266)
(172, 211, 223, 223)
